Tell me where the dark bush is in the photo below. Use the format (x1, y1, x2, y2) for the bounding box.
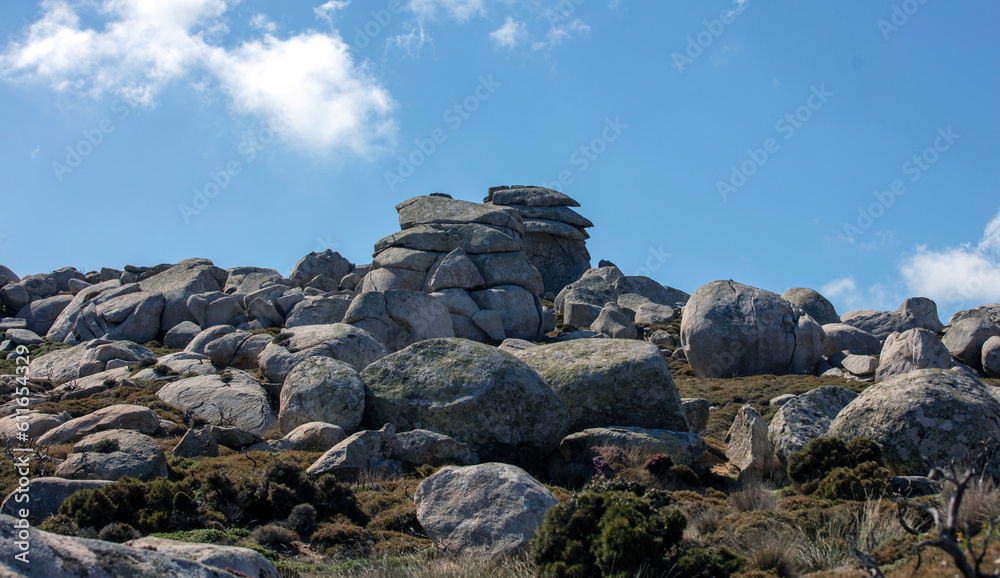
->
(531, 491, 688, 578)
(252, 524, 298, 547)
(286, 504, 317, 536)
(787, 436, 884, 495)
(310, 523, 373, 557)
(672, 546, 746, 578)
(643, 453, 674, 477)
(98, 522, 140, 543)
(813, 461, 890, 501)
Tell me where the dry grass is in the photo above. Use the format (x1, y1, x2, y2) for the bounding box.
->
(795, 495, 920, 575)
(320, 553, 535, 578)
(729, 476, 782, 513)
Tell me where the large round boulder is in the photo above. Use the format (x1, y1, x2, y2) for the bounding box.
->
(781, 287, 840, 325)
(768, 386, 857, 464)
(942, 317, 1000, 371)
(414, 463, 559, 557)
(829, 368, 1000, 478)
(361, 338, 569, 464)
(840, 297, 944, 341)
(258, 323, 388, 383)
(875, 328, 952, 382)
(681, 280, 823, 377)
(278, 357, 366, 434)
(515, 340, 688, 432)
(822, 323, 882, 357)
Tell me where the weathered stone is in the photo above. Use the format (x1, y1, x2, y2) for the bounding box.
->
(486, 185, 580, 207)
(468, 252, 544, 295)
(470, 286, 542, 341)
(362, 338, 569, 464)
(306, 424, 396, 477)
(0, 514, 245, 576)
(4, 328, 42, 346)
(279, 357, 366, 434)
(17, 294, 74, 335)
(156, 370, 276, 434)
(590, 302, 637, 339)
(414, 463, 558, 557)
(681, 398, 710, 436)
(634, 303, 676, 325)
(781, 287, 840, 325)
(163, 320, 202, 349)
(558, 427, 707, 466)
(55, 429, 168, 481)
(392, 429, 474, 467)
(517, 339, 688, 432)
(397, 195, 524, 234)
(726, 405, 774, 476)
(876, 328, 952, 382)
(681, 280, 818, 378)
(822, 323, 883, 357)
(943, 317, 1000, 371)
(842, 354, 878, 376)
(1, 478, 112, 525)
(374, 223, 523, 255)
(829, 368, 1000, 478)
(45, 280, 122, 342)
(204, 330, 251, 367)
(472, 309, 506, 341)
(522, 218, 588, 240)
(132, 352, 215, 381)
(172, 427, 220, 458)
(768, 386, 858, 464)
(124, 537, 279, 578)
(138, 259, 228, 333)
(37, 404, 159, 446)
(0, 412, 66, 441)
(290, 250, 353, 289)
(285, 296, 351, 328)
(258, 323, 387, 382)
(841, 297, 944, 341)
(205, 425, 262, 450)
(983, 336, 1000, 379)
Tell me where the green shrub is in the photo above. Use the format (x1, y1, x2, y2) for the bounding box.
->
(252, 524, 298, 547)
(286, 504, 317, 536)
(672, 546, 745, 578)
(813, 461, 890, 501)
(787, 436, 884, 495)
(531, 491, 688, 578)
(98, 522, 140, 543)
(310, 523, 373, 557)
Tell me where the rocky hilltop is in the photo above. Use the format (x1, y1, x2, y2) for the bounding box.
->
(2, 186, 1000, 577)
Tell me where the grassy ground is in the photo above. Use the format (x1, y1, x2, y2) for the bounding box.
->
(7, 329, 1000, 577)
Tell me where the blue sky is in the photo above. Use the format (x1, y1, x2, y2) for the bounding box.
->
(1, 0, 998, 322)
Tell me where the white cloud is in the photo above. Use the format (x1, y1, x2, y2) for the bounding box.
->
(250, 13, 278, 34)
(386, 24, 431, 58)
(315, 0, 350, 25)
(821, 276, 894, 313)
(532, 18, 589, 51)
(211, 33, 395, 154)
(407, 0, 485, 22)
(1, 0, 395, 154)
(899, 209, 1000, 316)
(490, 17, 527, 49)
